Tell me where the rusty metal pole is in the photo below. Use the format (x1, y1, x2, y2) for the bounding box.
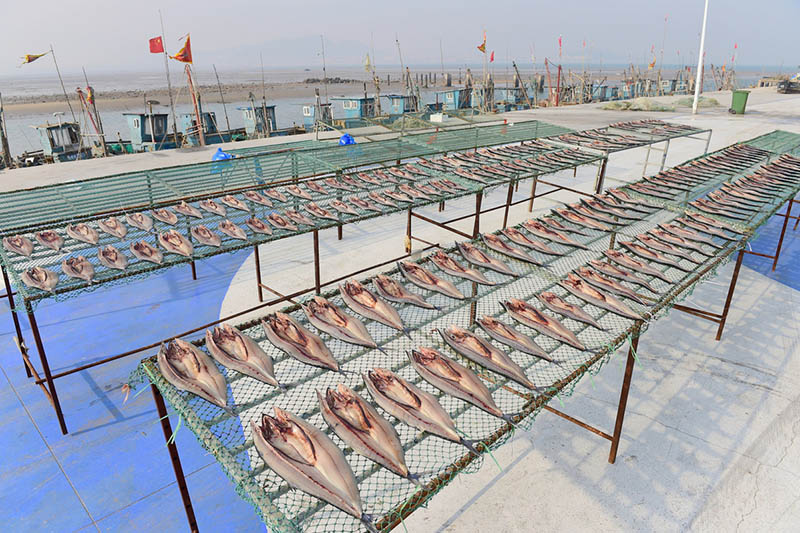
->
(594, 158, 608, 194)
(2, 266, 30, 377)
(528, 176, 539, 212)
(608, 333, 639, 464)
(190, 261, 197, 280)
(28, 308, 68, 435)
(313, 229, 321, 294)
(253, 244, 263, 303)
(405, 208, 412, 253)
(771, 199, 793, 271)
(472, 191, 483, 238)
(151, 385, 199, 533)
(715, 249, 745, 340)
(502, 181, 514, 229)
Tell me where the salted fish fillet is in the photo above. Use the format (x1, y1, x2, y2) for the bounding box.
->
(126, 212, 154, 232)
(501, 298, 586, 351)
(218, 220, 248, 241)
(588, 259, 657, 293)
(3, 235, 34, 257)
(286, 184, 312, 200)
(373, 274, 435, 309)
(501, 228, 562, 256)
(66, 223, 99, 245)
(481, 233, 541, 265)
(266, 188, 288, 202)
(20, 266, 58, 292)
(685, 211, 744, 235)
(262, 312, 339, 372)
(457, 242, 516, 276)
(439, 326, 538, 390)
(220, 194, 249, 212)
(318, 384, 412, 481)
(191, 225, 222, 247)
(243, 190, 273, 207)
(363, 368, 467, 448)
(157, 339, 228, 407)
(658, 223, 721, 249)
(176, 201, 204, 219)
(98, 217, 128, 239)
(251, 407, 367, 523)
(340, 279, 405, 331)
(574, 266, 646, 304)
(555, 207, 610, 231)
(62, 256, 94, 282)
(649, 228, 711, 255)
(284, 209, 315, 227)
(409, 347, 507, 420)
(329, 199, 359, 216)
(266, 213, 299, 231)
(398, 261, 464, 299)
(306, 180, 328, 194)
(157, 231, 193, 257)
(152, 208, 178, 226)
(245, 217, 273, 235)
(430, 250, 493, 285)
(603, 249, 671, 283)
(304, 202, 338, 221)
(636, 234, 700, 263)
(35, 230, 64, 252)
(384, 190, 413, 203)
(98, 245, 128, 271)
(523, 220, 588, 249)
(536, 291, 605, 330)
(618, 241, 689, 272)
(540, 217, 590, 236)
(475, 315, 553, 362)
(368, 191, 397, 208)
(302, 295, 377, 348)
(130, 240, 163, 264)
(350, 196, 383, 212)
(559, 273, 643, 321)
(205, 323, 279, 387)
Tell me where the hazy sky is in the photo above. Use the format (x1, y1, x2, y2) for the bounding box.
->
(1, 0, 797, 77)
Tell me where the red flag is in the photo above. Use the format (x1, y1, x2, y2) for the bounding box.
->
(734, 43, 738, 49)
(582, 39, 586, 48)
(171, 34, 193, 63)
(149, 36, 164, 54)
(490, 51, 495, 62)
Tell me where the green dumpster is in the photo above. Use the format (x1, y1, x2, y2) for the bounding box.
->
(730, 90, 750, 114)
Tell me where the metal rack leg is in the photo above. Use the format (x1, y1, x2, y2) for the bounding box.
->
(659, 139, 670, 172)
(2, 266, 30, 377)
(608, 334, 639, 464)
(405, 208, 412, 253)
(253, 244, 263, 303)
(190, 261, 197, 281)
(771, 199, 793, 272)
(472, 191, 483, 238)
(152, 385, 199, 533)
(502, 181, 514, 229)
(28, 309, 68, 435)
(313, 230, 321, 294)
(715, 249, 745, 341)
(594, 159, 608, 194)
(528, 176, 539, 212)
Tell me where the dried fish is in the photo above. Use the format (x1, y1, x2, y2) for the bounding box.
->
(97, 245, 128, 271)
(522, 220, 588, 249)
(262, 312, 339, 372)
(66, 223, 100, 245)
(399, 183, 431, 200)
(574, 266, 646, 304)
(603, 249, 671, 283)
(555, 207, 610, 231)
(126, 212, 154, 232)
(21, 267, 59, 292)
(384, 190, 413, 203)
(245, 217, 273, 235)
(266, 213, 299, 232)
(430, 250, 493, 285)
(329, 199, 359, 216)
(286, 184, 312, 200)
(559, 273, 643, 320)
(304, 202, 339, 221)
(130, 240, 163, 264)
(502, 298, 586, 351)
(457, 242, 516, 276)
(243, 190, 274, 207)
(318, 384, 414, 482)
(439, 325, 538, 390)
(3, 235, 34, 257)
(340, 279, 405, 332)
(218, 220, 247, 241)
(540, 217, 590, 236)
(398, 260, 465, 299)
(220, 194, 249, 212)
(302, 296, 377, 348)
(35, 230, 64, 252)
(410, 347, 508, 420)
(618, 241, 689, 272)
(158, 230, 194, 257)
(175, 201, 204, 219)
(476, 315, 553, 362)
(373, 274, 435, 309)
(191, 225, 222, 247)
(368, 191, 397, 208)
(206, 324, 279, 387)
(588, 259, 658, 293)
(306, 181, 328, 195)
(650, 228, 711, 255)
(157, 339, 228, 407)
(536, 291, 605, 330)
(481, 233, 540, 265)
(636, 234, 700, 263)
(199, 199, 226, 217)
(152, 208, 178, 226)
(500, 228, 560, 257)
(284, 209, 315, 227)
(350, 196, 383, 213)
(98, 217, 128, 239)
(61, 256, 94, 282)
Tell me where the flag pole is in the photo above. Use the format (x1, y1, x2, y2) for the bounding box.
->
(692, 0, 709, 115)
(159, 11, 180, 145)
(50, 45, 76, 123)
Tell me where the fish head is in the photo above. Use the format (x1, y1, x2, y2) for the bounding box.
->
(258, 409, 317, 466)
(411, 347, 462, 381)
(366, 368, 421, 409)
(343, 280, 376, 306)
(443, 325, 468, 342)
(29, 267, 47, 282)
(212, 324, 249, 361)
(270, 313, 305, 344)
(163, 340, 203, 380)
(375, 275, 400, 297)
(323, 385, 372, 432)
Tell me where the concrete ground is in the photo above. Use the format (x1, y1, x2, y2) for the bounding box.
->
(0, 87, 798, 532)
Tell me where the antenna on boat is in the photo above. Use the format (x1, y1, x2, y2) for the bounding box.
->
(48, 45, 76, 123)
(439, 38, 445, 87)
(320, 35, 329, 104)
(213, 64, 231, 132)
(158, 10, 180, 146)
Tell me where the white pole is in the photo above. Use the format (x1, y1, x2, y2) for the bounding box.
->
(692, 0, 709, 115)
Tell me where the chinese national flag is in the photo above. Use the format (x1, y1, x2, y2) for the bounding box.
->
(489, 51, 494, 62)
(149, 36, 164, 54)
(171, 34, 193, 63)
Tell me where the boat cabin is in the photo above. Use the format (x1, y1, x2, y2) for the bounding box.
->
(384, 94, 418, 115)
(34, 122, 90, 162)
(302, 103, 332, 130)
(239, 105, 277, 137)
(123, 113, 176, 152)
(330, 96, 378, 120)
(435, 88, 472, 111)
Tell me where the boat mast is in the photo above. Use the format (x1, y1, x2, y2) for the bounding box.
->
(320, 35, 329, 104)
(213, 64, 231, 133)
(159, 11, 180, 145)
(49, 45, 76, 123)
(0, 93, 12, 168)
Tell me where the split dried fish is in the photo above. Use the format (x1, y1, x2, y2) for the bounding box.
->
(62, 256, 95, 283)
(329, 199, 359, 216)
(158, 230, 194, 257)
(458, 242, 516, 276)
(265, 189, 289, 202)
(430, 250, 493, 285)
(350, 196, 383, 213)
(218, 220, 247, 241)
(206, 324, 279, 387)
(245, 217, 273, 235)
(560, 273, 643, 320)
(66, 223, 99, 245)
(175, 201, 204, 219)
(439, 325, 538, 390)
(262, 312, 339, 372)
(302, 296, 377, 348)
(501, 228, 562, 256)
(3, 235, 34, 257)
(306, 181, 328, 195)
(476, 315, 552, 362)
(502, 298, 586, 351)
(575, 266, 646, 304)
(481, 233, 540, 265)
(304, 202, 338, 221)
(368, 191, 397, 208)
(536, 291, 605, 330)
(98, 217, 128, 239)
(589, 259, 657, 293)
(522, 220, 588, 249)
(221, 194, 249, 212)
(286, 184, 312, 200)
(267, 213, 299, 232)
(157, 339, 228, 407)
(22, 267, 58, 291)
(198, 199, 226, 217)
(126, 212, 154, 232)
(603, 249, 671, 283)
(191, 225, 222, 247)
(384, 190, 413, 203)
(152, 208, 178, 226)
(618, 241, 688, 272)
(130, 240, 163, 264)
(243, 190, 273, 207)
(284, 209, 315, 227)
(398, 260, 465, 299)
(318, 384, 414, 483)
(340, 279, 405, 332)
(636, 234, 700, 263)
(555, 207, 610, 231)
(98, 245, 128, 271)
(35, 230, 64, 252)
(373, 274, 435, 309)
(410, 347, 508, 420)
(251, 407, 368, 524)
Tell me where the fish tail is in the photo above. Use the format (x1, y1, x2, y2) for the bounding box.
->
(406, 472, 424, 487)
(402, 327, 414, 339)
(460, 438, 482, 456)
(361, 515, 379, 533)
(338, 367, 359, 376)
(277, 382, 289, 391)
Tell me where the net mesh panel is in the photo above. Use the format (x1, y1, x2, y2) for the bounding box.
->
(741, 130, 800, 155)
(130, 139, 800, 532)
(227, 140, 333, 157)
